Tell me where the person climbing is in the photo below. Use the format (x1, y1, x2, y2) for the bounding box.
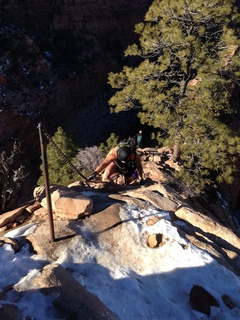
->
(134, 130, 143, 148)
(87, 141, 145, 185)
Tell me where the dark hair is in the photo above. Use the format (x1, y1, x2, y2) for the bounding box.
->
(117, 146, 132, 161)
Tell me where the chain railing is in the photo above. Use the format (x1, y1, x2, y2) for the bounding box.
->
(37, 123, 88, 242)
(40, 124, 87, 181)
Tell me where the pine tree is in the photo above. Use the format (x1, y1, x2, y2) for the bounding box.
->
(38, 127, 79, 186)
(108, 0, 240, 195)
(99, 133, 119, 155)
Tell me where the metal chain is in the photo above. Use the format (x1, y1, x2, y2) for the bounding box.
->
(41, 125, 87, 181)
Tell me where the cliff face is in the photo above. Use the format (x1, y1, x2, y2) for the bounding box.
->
(0, 1, 240, 211)
(0, 0, 152, 200)
(0, 0, 152, 140)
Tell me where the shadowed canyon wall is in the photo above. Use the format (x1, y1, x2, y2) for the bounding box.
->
(0, 0, 153, 201)
(0, 0, 240, 211)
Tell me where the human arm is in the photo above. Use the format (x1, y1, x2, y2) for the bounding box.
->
(95, 153, 117, 174)
(87, 153, 117, 180)
(135, 153, 144, 181)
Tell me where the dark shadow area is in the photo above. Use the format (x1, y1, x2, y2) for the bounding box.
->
(172, 219, 240, 276)
(5, 260, 239, 320)
(54, 234, 76, 242)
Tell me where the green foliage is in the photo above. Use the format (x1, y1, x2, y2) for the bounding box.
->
(108, 0, 240, 195)
(0, 140, 28, 214)
(38, 127, 79, 186)
(99, 133, 119, 155)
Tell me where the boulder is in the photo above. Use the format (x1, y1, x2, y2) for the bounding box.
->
(190, 285, 219, 316)
(0, 304, 21, 320)
(147, 233, 169, 248)
(165, 159, 182, 171)
(175, 206, 240, 251)
(142, 161, 166, 182)
(124, 189, 178, 212)
(25, 202, 42, 214)
(32, 264, 120, 320)
(0, 205, 27, 228)
(0, 236, 20, 252)
(40, 186, 93, 220)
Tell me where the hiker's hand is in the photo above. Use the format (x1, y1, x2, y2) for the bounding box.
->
(87, 171, 97, 180)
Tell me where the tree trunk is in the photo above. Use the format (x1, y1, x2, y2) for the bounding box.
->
(172, 140, 179, 162)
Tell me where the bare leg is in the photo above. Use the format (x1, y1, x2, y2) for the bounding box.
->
(102, 162, 119, 182)
(124, 176, 134, 185)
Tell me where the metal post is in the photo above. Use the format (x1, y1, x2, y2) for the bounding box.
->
(37, 122, 55, 242)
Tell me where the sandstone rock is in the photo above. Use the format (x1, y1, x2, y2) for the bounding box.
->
(157, 147, 173, 154)
(124, 189, 178, 212)
(165, 158, 182, 171)
(221, 248, 240, 272)
(108, 193, 150, 210)
(146, 216, 161, 226)
(0, 237, 20, 252)
(175, 206, 240, 251)
(147, 234, 162, 248)
(147, 233, 169, 248)
(0, 205, 27, 228)
(153, 155, 161, 162)
(142, 147, 159, 153)
(26, 201, 42, 214)
(144, 183, 186, 204)
(142, 161, 166, 182)
(184, 233, 238, 274)
(33, 186, 46, 200)
(34, 185, 62, 202)
(0, 225, 8, 232)
(26, 220, 77, 256)
(190, 285, 219, 316)
(32, 206, 48, 220)
(40, 187, 93, 220)
(14, 215, 26, 224)
(32, 264, 120, 320)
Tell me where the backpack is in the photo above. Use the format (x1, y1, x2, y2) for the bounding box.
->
(118, 137, 136, 153)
